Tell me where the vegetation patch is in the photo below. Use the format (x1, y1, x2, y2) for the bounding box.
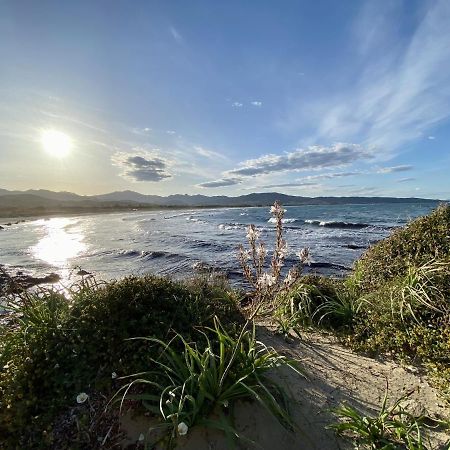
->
(276, 205, 450, 400)
(0, 275, 243, 448)
(351, 204, 450, 293)
(330, 391, 447, 450)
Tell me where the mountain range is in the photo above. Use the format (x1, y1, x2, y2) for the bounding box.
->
(0, 188, 444, 217)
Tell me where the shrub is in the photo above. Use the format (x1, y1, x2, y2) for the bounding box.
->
(352, 204, 450, 293)
(0, 275, 243, 449)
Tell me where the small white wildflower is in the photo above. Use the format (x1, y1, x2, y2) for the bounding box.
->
(256, 244, 267, 258)
(111, 372, 117, 379)
(76, 392, 88, 404)
(278, 242, 288, 258)
(177, 422, 189, 436)
(297, 247, 311, 265)
(284, 271, 294, 285)
(270, 203, 281, 214)
(223, 400, 229, 408)
(168, 390, 176, 398)
(246, 225, 260, 241)
(258, 273, 276, 288)
(138, 433, 145, 442)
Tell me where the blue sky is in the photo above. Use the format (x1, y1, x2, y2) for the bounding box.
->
(0, 0, 449, 198)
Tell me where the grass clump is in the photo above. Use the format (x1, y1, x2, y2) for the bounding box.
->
(274, 275, 358, 337)
(330, 391, 448, 450)
(117, 318, 302, 448)
(0, 275, 243, 449)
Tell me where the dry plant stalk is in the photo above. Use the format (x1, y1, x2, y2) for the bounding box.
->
(238, 201, 311, 309)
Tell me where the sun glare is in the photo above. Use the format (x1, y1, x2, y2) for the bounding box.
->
(41, 130, 73, 158)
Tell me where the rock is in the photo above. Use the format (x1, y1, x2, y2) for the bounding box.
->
(76, 269, 91, 276)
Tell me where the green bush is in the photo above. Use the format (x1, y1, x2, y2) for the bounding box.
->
(0, 275, 243, 449)
(352, 204, 450, 293)
(274, 275, 357, 335)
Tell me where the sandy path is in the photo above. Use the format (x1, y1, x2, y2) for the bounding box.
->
(122, 326, 449, 449)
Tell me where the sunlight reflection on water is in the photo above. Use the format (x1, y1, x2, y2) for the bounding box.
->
(31, 218, 87, 267)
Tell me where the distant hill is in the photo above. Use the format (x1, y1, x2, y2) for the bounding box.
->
(0, 188, 443, 217)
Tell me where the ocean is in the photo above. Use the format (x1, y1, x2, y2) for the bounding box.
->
(0, 202, 438, 287)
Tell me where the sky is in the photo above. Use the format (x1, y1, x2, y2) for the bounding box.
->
(0, 0, 449, 199)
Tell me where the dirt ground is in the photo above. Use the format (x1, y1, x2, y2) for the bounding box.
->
(121, 325, 450, 450)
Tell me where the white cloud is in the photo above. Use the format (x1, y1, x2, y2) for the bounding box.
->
(194, 146, 228, 161)
(428, 135, 435, 140)
(227, 143, 371, 177)
(284, 0, 450, 158)
(377, 165, 413, 173)
(169, 26, 183, 43)
(251, 101, 262, 107)
(112, 151, 172, 182)
(232, 102, 243, 108)
(197, 177, 242, 188)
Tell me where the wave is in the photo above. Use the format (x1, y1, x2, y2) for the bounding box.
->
(304, 219, 371, 229)
(309, 261, 351, 271)
(267, 218, 297, 224)
(218, 222, 246, 231)
(186, 216, 207, 224)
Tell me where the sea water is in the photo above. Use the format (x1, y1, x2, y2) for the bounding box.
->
(0, 202, 438, 286)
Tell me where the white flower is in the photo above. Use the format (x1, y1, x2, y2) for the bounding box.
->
(246, 225, 260, 241)
(138, 433, 145, 442)
(223, 400, 229, 408)
(76, 392, 89, 404)
(256, 244, 267, 258)
(239, 247, 251, 261)
(284, 268, 297, 285)
(297, 247, 311, 265)
(111, 372, 117, 379)
(177, 422, 189, 436)
(278, 242, 288, 258)
(258, 273, 276, 288)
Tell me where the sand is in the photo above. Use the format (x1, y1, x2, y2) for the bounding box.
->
(121, 325, 450, 449)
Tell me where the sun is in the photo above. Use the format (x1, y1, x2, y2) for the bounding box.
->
(41, 130, 73, 158)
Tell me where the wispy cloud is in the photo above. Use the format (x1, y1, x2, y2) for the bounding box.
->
(226, 143, 370, 177)
(232, 102, 243, 108)
(197, 177, 241, 188)
(284, 1, 450, 158)
(169, 26, 183, 44)
(258, 181, 319, 189)
(194, 146, 228, 161)
(251, 101, 262, 107)
(397, 177, 416, 183)
(112, 151, 172, 182)
(428, 135, 436, 140)
(377, 165, 413, 173)
(256, 171, 362, 189)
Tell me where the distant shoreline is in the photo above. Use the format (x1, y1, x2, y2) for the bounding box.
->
(0, 198, 444, 221)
